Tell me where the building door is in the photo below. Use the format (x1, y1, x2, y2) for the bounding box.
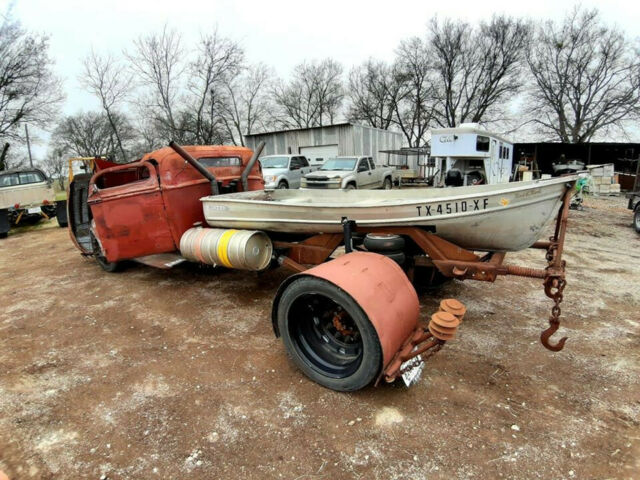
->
(299, 145, 338, 166)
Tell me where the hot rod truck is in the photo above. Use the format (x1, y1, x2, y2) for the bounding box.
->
(67, 143, 265, 271)
(67, 141, 577, 392)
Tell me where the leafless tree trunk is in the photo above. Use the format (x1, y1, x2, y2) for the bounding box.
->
(186, 29, 244, 144)
(0, 14, 64, 141)
(51, 111, 135, 161)
(429, 15, 531, 128)
(126, 25, 185, 142)
(347, 60, 408, 130)
(220, 63, 273, 145)
(82, 50, 131, 162)
(527, 7, 640, 142)
(0, 142, 9, 170)
(273, 59, 344, 129)
(393, 38, 436, 147)
(40, 147, 67, 190)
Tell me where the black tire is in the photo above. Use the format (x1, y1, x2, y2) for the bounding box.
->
(56, 200, 68, 227)
(96, 255, 121, 273)
(364, 233, 405, 252)
(634, 207, 640, 233)
(277, 181, 289, 189)
(412, 266, 452, 293)
(91, 232, 121, 273)
(380, 250, 405, 265)
(382, 177, 392, 190)
(0, 208, 9, 238)
(345, 183, 356, 190)
(276, 276, 382, 391)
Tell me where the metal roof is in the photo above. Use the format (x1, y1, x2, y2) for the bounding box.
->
(244, 122, 400, 137)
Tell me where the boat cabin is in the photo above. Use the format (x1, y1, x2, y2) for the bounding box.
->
(430, 124, 513, 186)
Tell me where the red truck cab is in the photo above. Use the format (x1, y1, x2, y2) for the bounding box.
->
(68, 144, 264, 268)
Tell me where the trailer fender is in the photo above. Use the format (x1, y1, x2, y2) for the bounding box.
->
(272, 252, 420, 370)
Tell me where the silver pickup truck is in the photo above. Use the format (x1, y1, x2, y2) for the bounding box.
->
(301, 156, 394, 190)
(260, 155, 318, 189)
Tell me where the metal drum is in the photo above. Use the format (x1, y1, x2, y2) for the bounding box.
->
(180, 227, 273, 271)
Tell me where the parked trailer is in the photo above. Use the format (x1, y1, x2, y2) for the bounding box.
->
(66, 142, 576, 391)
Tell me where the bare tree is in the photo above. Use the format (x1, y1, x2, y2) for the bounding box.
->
(81, 50, 132, 161)
(126, 25, 185, 141)
(347, 59, 409, 130)
(0, 13, 64, 143)
(393, 38, 436, 147)
(220, 63, 273, 145)
(184, 30, 245, 144)
(429, 15, 531, 128)
(527, 8, 640, 143)
(273, 59, 344, 128)
(40, 147, 66, 189)
(51, 111, 135, 161)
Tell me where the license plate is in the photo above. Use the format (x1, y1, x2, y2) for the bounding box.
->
(401, 355, 424, 387)
(27, 207, 42, 214)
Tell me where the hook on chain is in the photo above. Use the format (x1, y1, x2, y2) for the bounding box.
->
(541, 275, 568, 351)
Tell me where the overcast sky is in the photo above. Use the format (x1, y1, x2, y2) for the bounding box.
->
(3, 0, 640, 153)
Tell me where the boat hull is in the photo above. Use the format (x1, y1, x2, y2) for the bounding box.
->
(201, 177, 576, 252)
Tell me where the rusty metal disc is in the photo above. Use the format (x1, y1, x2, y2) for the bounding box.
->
(439, 298, 466, 320)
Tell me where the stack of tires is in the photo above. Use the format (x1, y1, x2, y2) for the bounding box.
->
(363, 233, 405, 265)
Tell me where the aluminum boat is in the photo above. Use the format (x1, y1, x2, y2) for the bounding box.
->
(201, 176, 577, 252)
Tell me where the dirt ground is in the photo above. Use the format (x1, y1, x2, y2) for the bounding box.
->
(0, 195, 638, 480)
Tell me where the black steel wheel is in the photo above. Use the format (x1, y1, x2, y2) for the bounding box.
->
(634, 207, 640, 233)
(277, 276, 382, 391)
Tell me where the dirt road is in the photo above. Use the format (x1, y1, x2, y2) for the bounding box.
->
(0, 196, 638, 479)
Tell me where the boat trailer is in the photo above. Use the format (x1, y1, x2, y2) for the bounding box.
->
(271, 183, 573, 388)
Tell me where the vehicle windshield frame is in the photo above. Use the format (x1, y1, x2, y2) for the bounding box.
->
(320, 158, 357, 171)
(259, 156, 290, 169)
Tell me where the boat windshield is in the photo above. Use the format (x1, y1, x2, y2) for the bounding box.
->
(320, 158, 357, 171)
(260, 156, 289, 169)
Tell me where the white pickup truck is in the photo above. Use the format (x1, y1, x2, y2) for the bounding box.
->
(301, 156, 394, 190)
(260, 154, 317, 189)
(0, 167, 67, 237)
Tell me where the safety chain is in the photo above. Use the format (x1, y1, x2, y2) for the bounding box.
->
(541, 258, 568, 351)
(397, 342, 443, 376)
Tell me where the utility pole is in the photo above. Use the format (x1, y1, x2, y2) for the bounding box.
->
(25, 124, 33, 168)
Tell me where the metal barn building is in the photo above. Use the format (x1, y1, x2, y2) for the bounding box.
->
(243, 123, 404, 165)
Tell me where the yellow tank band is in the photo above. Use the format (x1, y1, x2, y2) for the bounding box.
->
(217, 229, 237, 268)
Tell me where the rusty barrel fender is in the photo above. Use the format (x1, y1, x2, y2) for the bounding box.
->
(272, 252, 420, 373)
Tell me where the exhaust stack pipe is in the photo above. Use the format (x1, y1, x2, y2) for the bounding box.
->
(241, 141, 265, 191)
(169, 141, 219, 195)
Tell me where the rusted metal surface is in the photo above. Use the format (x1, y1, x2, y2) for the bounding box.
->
(279, 183, 574, 352)
(82, 145, 264, 263)
(280, 252, 420, 370)
(439, 298, 466, 321)
(274, 233, 343, 265)
(381, 300, 465, 383)
(169, 141, 220, 195)
(428, 311, 460, 341)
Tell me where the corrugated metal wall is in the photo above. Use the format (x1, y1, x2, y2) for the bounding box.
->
(244, 124, 403, 164)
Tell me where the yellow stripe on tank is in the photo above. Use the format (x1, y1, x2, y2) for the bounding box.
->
(217, 229, 237, 268)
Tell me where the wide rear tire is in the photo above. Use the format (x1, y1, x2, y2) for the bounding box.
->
(276, 276, 382, 391)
